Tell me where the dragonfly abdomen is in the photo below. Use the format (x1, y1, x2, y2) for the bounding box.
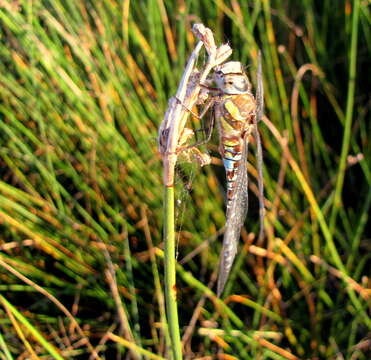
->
(221, 140, 243, 209)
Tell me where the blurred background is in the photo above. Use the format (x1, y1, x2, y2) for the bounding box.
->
(0, 0, 370, 359)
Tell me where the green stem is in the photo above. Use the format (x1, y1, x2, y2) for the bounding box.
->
(163, 185, 182, 360)
(0, 328, 13, 360)
(0, 294, 64, 360)
(330, 0, 360, 231)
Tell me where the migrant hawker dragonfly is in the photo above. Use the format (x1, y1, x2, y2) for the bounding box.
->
(180, 52, 265, 296)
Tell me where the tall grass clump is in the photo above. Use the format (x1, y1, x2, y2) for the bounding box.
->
(0, 0, 369, 358)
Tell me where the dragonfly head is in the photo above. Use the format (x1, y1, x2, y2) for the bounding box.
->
(214, 61, 251, 95)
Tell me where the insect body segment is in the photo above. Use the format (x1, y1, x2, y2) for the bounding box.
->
(214, 61, 251, 95)
(216, 94, 256, 211)
(222, 144, 242, 210)
(213, 61, 260, 296)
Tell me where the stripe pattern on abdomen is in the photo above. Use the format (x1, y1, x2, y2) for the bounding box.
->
(222, 142, 243, 209)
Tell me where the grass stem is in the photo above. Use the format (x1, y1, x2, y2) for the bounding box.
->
(330, 0, 360, 230)
(163, 185, 182, 359)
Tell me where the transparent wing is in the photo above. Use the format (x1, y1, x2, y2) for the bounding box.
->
(217, 139, 249, 297)
(254, 50, 265, 243)
(256, 50, 264, 123)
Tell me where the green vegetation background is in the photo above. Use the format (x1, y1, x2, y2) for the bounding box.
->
(0, 0, 370, 359)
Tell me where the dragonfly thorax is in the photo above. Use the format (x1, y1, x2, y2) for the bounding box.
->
(214, 61, 251, 95)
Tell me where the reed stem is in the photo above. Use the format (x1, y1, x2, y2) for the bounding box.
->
(163, 185, 182, 360)
(330, 0, 360, 230)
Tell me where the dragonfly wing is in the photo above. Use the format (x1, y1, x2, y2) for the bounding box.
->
(254, 50, 265, 242)
(256, 50, 264, 123)
(217, 139, 249, 297)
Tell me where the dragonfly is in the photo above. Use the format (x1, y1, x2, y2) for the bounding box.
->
(180, 52, 265, 297)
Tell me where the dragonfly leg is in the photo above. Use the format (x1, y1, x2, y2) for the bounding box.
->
(178, 111, 215, 152)
(193, 128, 210, 143)
(175, 96, 215, 120)
(174, 96, 202, 119)
(177, 98, 216, 153)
